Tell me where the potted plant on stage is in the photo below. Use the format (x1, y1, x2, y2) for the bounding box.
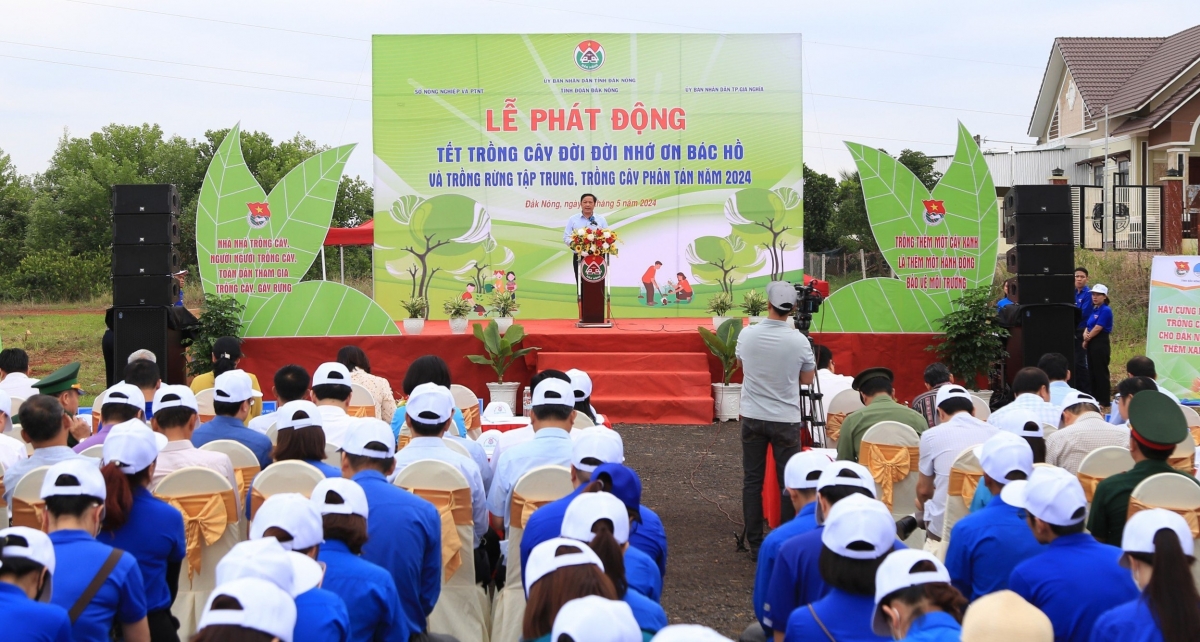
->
(706, 292, 734, 330)
(929, 285, 1008, 406)
(699, 318, 743, 422)
(443, 297, 472, 334)
(488, 289, 519, 334)
(467, 319, 540, 411)
(741, 289, 767, 324)
(401, 297, 427, 335)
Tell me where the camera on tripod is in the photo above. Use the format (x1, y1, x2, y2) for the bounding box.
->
(792, 282, 824, 334)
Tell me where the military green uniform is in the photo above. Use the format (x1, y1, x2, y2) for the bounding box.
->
(31, 362, 85, 446)
(1085, 390, 1197, 544)
(836, 367, 930, 462)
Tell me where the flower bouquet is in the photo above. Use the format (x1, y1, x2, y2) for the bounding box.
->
(569, 227, 620, 256)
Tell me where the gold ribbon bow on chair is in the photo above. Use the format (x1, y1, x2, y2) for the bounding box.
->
(461, 404, 482, 433)
(509, 492, 552, 530)
(1128, 498, 1200, 538)
(409, 488, 473, 582)
(232, 465, 260, 501)
(860, 442, 919, 510)
(825, 413, 847, 444)
(1168, 454, 1195, 474)
(1077, 472, 1104, 502)
(249, 488, 267, 520)
(162, 490, 239, 580)
(948, 468, 982, 504)
(11, 498, 45, 530)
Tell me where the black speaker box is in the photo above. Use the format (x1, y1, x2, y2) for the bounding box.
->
(1005, 213, 1074, 245)
(1006, 245, 1075, 276)
(112, 245, 181, 276)
(1004, 185, 1072, 216)
(1019, 304, 1077, 368)
(1014, 274, 1074, 305)
(112, 184, 180, 215)
(112, 307, 186, 384)
(113, 214, 179, 245)
(112, 275, 180, 307)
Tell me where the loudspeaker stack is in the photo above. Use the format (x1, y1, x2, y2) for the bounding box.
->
(1003, 185, 1077, 370)
(110, 184, 187, 384)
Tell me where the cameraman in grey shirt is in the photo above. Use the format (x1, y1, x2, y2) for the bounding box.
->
(735, 281, 816, 557)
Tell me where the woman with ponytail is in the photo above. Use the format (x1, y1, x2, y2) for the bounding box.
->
(560, 491, 666, 636)
(1091, 508, 1200, 642)
(96, 420, 186, 642)
(189, 336, 263, 420)
(872, 550, 966, 641)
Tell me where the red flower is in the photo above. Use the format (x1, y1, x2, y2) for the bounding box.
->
(247, 202, 271, 217)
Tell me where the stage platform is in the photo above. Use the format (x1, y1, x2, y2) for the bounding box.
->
(238, 318, 940, 425)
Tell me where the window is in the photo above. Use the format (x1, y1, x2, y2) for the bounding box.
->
(1094, 163, 1104, 186)
(1115, 160, 1129, 186)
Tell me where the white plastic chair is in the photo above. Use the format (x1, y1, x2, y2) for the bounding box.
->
(194, 388, 216, 423)
(1172, 434, 1197, 475)
(10, 465, 50, 530)
(1179, 404, 1200, 428)
(450, 384, 483, 438)
(348, 383, 378, 419)
(1077, 446, 1134, 506)
(826, 388, 865, 414)
(249, 460, 325, 519)
(265, 423, 279, 446)
(443, 438, 471, 459)
(4, 395, 26, 435)
(1041, 423, 1059, 439)
(571, 412, 596, 429)
(860, 421, 924, 549)
(971, 396, 991, 421)
(941, 446, 983, 560)
(78, 445, 104, 459)
(1130, 472, 1200, 591)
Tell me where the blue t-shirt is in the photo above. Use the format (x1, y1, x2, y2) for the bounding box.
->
(354, 469, 442, 634)
(629, 505, 668, 579)
(968, 484, 992, 513)
(0, 582, 73, 642)
(755, 502, 818, 632)
(902, 611, 962, 642)
(1088, 304, 1114, 334)
(944, 495, 1043, 600)
(998, 297, 1013, 309)
(295, 586, 351, 642)
(1090, 597, 1165, 642)
(1076, 285, 1094, 329)
(623, 587, 667, 634)
(49, 529, 148, 642)
(96, 486, 187, 612)
(318, 539, 409, 642)
(192, 415, 273, 468)
(306, 459, 342, 478)
(784, 588, 888, 642)
(625, 545, 662, 603)
(1009, 533, 1138, 642)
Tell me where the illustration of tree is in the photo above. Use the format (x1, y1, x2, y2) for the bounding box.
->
(385, 194, 491, 299)
(686, 233, 765, 294)
(725, 187, 803, 280)
(447, 235, 515, 290)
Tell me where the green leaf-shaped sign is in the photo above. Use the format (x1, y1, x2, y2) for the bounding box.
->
(816, 124, 999, 332)
(241, 281, 400, 337)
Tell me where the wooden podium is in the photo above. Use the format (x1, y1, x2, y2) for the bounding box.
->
(576, 253, 611, 327)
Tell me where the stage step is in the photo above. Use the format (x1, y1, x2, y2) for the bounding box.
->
(538, 351, 714, 425)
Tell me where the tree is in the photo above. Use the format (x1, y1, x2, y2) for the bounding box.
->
(448, 236, 515, 291)
(302, 174, 375, 281)
(831, 170, 876, 254)
(685, 233, 765, 294)
(0, 149, 33, 269)
(388, 194, 491, 300)
(802, 164, 838, 252)
(725, 187, 803, 280)
(897, 149, 943, 190)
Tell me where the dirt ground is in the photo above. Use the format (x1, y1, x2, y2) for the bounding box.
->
(616, 421, 756, 638)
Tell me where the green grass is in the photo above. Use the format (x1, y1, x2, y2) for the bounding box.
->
(0, 308, 107, 406)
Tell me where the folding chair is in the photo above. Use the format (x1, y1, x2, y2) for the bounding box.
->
(10, 466, 50, 530)
(248, 460, 325, 519)
(451, 384, 483, 438)
(571, 412, 596, 429)
(1041, 423, 1059, 439)
(1170, 435, 1196, 475)
(199, 440, 261, 503)
(1076, 446, 1134, 506)
(78, 445, 104, 459)
(1129, 472, 1200, 591)
(323, 442, 342, 468)
(265, 423, 279, 447)
(941, 447, 983, 561)
(4, 396, 26, 436)
(824, 388, 864, 450)
(349, 383, 378, 419)
(860, 421, 924, 548)
(444, 438, 472, 460)
(194, 388, 216, 424)
(970, 396, 991, 421)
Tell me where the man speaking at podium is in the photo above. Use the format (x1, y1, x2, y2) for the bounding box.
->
(563, 193, 608, 282)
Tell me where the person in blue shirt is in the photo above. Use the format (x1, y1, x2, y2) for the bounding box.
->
(783, 494, 896, 642)
(588, 461, 669, 580)
(1083, 283, 1115, 406)
(192, 369, 272, 468)
(871, 549, 966, 642)
(0, 526, 74, 642)
(1073, 267, 1094, 395)
(944, 433, 1042, 601)
(340, 418, 444, 639)
(560, 491, 667, 635)
(1004, 466, 1137, 642)
(751, 451, 829, 640)
(311, 477, 409, 642)
(522, 537, 624, 642)
(563, 193, 609, 282)
(41, 458, 149, 642)
(95, 420, 186, 642)
(1037, 352, 1074, 408)
(997, 277, 1015, 309)
(1091, 508, 1200, 642)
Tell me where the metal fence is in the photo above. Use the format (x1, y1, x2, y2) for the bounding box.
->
(1073, 185, 1162, 250)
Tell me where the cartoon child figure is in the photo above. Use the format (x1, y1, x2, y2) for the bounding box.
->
(505, 271, 517, 299)
(493, 270, 506, 293)
(674, 273, 693, 303)
(463, 283, 486, 316)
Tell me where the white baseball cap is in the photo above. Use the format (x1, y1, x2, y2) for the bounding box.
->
(216, 537, 322, 597)
(310, 477, 369, 518)
(102, 419, 167, 474)
(1092, 283, 1109, 295)
(871, 549, 952, 635)
(0, 526, 56, 602)
(934, 384, 973, 409)
(101, 383, 145, 411)
(152, 385, 198, 412)
(213, 369, 263, 404)
(566, 369, 593, 400)
(1001, 465, 1087, 526)
(1120, 508, 1195, 563)
(407, 383, 456, 425)
(816, 461, 877, 498)
(0, 390, 10, 416)
(991, 408, 1045, 437)
(973, 432, 1033, 485)
(652, 625, 733, 641)
(562, 491, 630, 545)
(1059, 389, 1101, 416)
(532, 377, 575, 407)
(524, 537, 605, 598)
(552, 595, 642, 642)
(766, 281, 796, 311)
(572, 430, 624, 473)
(277, 400, 324, 431)
(821, 494, 895, 560)
(40, 458, 105, 501)
(785, 450, 833, 490)
(250, 493, 325, 551)
(341, 418, 396, 458)
(199, 577, 297, 642)
(312, 362, 352, 388)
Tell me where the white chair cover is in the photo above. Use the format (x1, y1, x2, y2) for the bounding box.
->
(1041, 423, 1058, 439)
(1179, 404, 1200, 428)
(249, 460, 325, 519)
(265, 423, 279, 446)
(860, 421, 924, 548)
(396, 460, 489, 642)
(4, 396, 25, 435)
(941, 447, 983, 560)
(322, 442, 341, 468)
(78, 445, 104, 459)
(1077, 446, 1134, 506)
(451, 384, 483, 439)
(10, 466, 50, 531)
(571, 412, 596, 429)
(826, 388, 864, 414)
(1171, 435, 1197, 475)
(194, 388, 216, 423)
(1130, 472, 1200, 590)
(490, 465, 573, 642)
(349, 383, 378, 419)
(970, 396, 991, 421)
(443, 438, 472, 459)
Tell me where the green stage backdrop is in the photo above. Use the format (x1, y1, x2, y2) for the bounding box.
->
(1146, 255, 1200, 400)
(372, 34, 804, 319)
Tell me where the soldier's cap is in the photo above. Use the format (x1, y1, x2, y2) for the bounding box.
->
(851, 367, 894, 392)
(32, 362, 85, 396)
(1128, 389, 1187, 449)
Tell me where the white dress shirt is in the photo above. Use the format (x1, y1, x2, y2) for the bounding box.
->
(988, 393, 1061, 432)
(486, 427, 573, 528)
(918, 412, 998, 537)
(0, 373, 39, 400)
(448, 435, 493, 493)
(151, 440, 239, 493)
(4, 446, 91, 506)
(247, 410, 278, 435)
(0, 433, 27, 470)
(562, 213, 610, 244)
(815, 369, 855, 423)
(317, 405, 355, 447)
(393, 436, 489, 545)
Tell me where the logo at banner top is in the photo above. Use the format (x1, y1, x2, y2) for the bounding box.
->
(575, 40, 604, 71)
(1193, 263, 1200, 276)
(1177, 261, 1191, 275)
(247, 202, 271, 229)
(581, 254, 606, 282)
(922, 199, 946, 226)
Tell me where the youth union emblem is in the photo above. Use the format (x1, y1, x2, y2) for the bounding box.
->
(1176, 261, 1190, 275)
(247, 202, 271, 229)
(922, 199, 946, 226)
(575, 40, 604, 71)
